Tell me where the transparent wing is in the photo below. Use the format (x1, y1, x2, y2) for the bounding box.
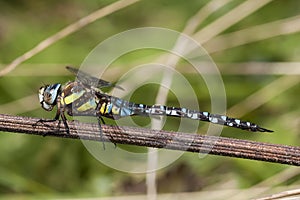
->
(66, 66, 123, 90)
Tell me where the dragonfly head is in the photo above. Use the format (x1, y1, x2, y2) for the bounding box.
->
(39, 83, 61, 111)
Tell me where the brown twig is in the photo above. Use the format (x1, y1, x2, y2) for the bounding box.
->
(0, 114, 299, 166)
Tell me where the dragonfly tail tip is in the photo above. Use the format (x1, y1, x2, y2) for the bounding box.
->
(259, 127, 274, 133)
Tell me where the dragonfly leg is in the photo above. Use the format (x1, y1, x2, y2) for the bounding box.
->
(59, 112, 70, 134)
(54, 110, 60, 120)
(51, 97, 70, 134)
(33, 118, 57, 136)
(99, 116, 105, 124)
(97, 117, 117, 149)
(97, 117, 106, 149)
(33, 112, 69, 136)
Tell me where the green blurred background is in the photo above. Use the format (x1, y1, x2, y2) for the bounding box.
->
(0, 0, 299, 199)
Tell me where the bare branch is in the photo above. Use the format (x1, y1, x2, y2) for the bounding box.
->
(0, 114, 299, 166)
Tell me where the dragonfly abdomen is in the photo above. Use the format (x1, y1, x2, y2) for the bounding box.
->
(94, 92, 272, 133)
(131, 104, 272, 132)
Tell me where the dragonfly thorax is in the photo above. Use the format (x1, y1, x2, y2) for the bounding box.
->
(39, 83, 61, 111)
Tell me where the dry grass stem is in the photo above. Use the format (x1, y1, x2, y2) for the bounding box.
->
(194, 0, 273, 44)
(205, 15, 300, 53)
(0, 0, 140, 77)
(227, 75, 299, 117)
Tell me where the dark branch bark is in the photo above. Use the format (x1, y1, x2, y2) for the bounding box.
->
(0, 113, 299, 166)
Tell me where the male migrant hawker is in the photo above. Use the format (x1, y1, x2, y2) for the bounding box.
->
(38, 66, 273, 138)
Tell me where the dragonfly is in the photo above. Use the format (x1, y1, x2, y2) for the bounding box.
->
(38, 66, 273, 142)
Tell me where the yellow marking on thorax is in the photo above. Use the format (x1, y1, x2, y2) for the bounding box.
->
(77, 99, 97, 112)
(63, 90, 85, 105)
(100, 103, 106, 114)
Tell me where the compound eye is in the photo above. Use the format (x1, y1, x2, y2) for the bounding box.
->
(39, 83, 60, 108)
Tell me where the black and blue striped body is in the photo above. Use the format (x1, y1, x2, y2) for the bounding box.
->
(39, 66, 273, 133)
(103, 98, 271, 132)
(56, 81, 272, 132)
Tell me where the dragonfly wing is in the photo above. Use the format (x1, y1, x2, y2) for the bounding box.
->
(66, 66, 123, 90)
